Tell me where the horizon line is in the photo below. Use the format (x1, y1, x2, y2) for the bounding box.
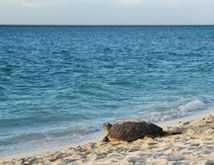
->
(0, 24, 214, 26)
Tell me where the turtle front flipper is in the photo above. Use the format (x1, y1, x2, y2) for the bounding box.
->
(102, 136, 110, 142)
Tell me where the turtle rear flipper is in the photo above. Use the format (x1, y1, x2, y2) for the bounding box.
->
(163, 127, 183, 136)
(163, 131, 182, 136)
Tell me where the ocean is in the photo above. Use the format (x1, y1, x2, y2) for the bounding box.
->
(0, 25, 214, 156)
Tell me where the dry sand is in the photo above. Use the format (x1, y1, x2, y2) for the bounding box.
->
(1, 111, 214, 165)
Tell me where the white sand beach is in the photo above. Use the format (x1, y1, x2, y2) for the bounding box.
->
(1, 111, 214, 165)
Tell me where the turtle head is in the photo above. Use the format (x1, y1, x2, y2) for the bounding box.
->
(102, 122, 112, 132)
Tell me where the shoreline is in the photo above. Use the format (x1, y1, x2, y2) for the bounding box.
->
(1, 109, 213, 164)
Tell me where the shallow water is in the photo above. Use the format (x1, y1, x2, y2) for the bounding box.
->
(0, 25, 214, 156)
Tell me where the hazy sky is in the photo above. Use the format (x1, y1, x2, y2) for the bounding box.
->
(0, 0, 214, 25)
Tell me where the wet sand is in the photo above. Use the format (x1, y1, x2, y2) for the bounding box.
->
(1, 111, 214, 165)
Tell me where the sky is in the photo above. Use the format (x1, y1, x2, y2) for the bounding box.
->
(0, 0, 214, 25)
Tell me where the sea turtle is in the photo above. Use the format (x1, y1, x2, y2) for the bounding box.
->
(102, 121, 181, 142)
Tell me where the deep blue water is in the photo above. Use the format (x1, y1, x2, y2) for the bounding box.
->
(0, 26, 214, 156)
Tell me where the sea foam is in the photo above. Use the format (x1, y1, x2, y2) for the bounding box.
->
(179, 100, 205, 112)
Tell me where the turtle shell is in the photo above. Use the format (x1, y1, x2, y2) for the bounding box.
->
(108, 121, 164, 141)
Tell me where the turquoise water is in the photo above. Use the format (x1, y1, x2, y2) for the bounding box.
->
(0, 26, 214, 156)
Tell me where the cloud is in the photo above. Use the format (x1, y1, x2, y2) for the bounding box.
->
(2, 0, 72, 8)
(117, 0, 143, 6)
(17, 0, 63, 7)
(1, 0, 213, 9)
(0, 0, 213, 24)
(0, 0, 144, 8)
